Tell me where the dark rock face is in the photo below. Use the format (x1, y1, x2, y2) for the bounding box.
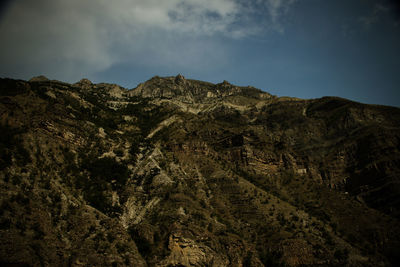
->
(174, 74, 186, 85)
(0, 76, 400, 266)
(129, 75, 272, 103)
(28, 75, 49, 82)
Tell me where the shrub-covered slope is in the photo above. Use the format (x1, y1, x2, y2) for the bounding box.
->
(0, 75, 399, 266)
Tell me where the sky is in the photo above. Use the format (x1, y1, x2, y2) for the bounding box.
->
(0, 0, 399, 107)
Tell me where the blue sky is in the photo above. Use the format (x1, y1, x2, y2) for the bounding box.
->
(0, 0, 399, 106)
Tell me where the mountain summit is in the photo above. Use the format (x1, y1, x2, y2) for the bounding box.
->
(129, 74, 273, 103)
(0, 76, 399, 266)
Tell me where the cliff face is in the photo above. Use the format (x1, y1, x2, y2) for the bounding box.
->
(128, 75, 272, 103)
(0, 75, 399, 266)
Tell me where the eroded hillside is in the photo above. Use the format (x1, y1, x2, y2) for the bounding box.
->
(1, 75, 399, 266)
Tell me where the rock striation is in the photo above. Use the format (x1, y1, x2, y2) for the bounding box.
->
(0, 75, 399, 266)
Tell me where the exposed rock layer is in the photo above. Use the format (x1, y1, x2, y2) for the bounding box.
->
(0, 75, 399, 266)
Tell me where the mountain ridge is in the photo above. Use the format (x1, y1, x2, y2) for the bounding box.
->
(0, 75, 399, 266)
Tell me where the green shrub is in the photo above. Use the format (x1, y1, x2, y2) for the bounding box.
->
(0, 124, 30, 169)
(334, 248, 349, 263)
(84, 156, 130, 190)
(80, 156, 130, 214)
(128, 226, 152, 257)
(0, 218, 11, 229)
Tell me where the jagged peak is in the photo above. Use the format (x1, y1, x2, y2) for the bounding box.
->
(29, 75, 49, 82)
(216, 80, 234, 90)
(174, 74, 186, 85)
(129, 75, 274, 102)
(75, 78, 92, 85)
(149, 75, 161, 80)
(220, 80, 231, 85)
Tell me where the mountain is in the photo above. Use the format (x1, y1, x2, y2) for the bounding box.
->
(0, 74, 399, 266)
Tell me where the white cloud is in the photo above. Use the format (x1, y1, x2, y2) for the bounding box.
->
(359, 2, 391, 29)
(266, 0, 297, 31)
(0, 0, 297, 82)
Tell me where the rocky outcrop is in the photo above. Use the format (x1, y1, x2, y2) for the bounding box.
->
(1, 76, 400, 266)
(158, 233, 228, 266)
(29, 75, 49, 82)
(129, 75, 272, 104)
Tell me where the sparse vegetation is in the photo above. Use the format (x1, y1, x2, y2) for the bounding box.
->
(0, 76, 399, 266)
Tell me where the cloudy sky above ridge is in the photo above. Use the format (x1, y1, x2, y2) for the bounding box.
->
(0, 0, 399, 106)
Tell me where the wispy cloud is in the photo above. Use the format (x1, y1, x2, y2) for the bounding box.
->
(358, 0, 400, 29)
(249, 0, 297, 32)
(266, 0, 297, 24)
(359, 3, 389, 28)
(0, 0, 297, 82)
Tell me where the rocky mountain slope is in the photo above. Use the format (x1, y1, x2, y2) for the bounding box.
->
(0, 74, 399, 266)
